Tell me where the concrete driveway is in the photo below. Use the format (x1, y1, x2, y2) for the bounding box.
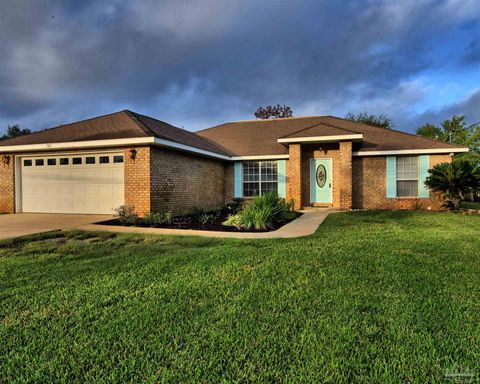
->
(0, 213, 112, 240)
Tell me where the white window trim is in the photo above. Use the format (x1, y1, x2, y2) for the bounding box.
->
(242, 160, 278, 197)
(396, 156, 419, 198)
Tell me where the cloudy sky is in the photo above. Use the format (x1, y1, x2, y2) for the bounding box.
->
(1, 0, 479, 135)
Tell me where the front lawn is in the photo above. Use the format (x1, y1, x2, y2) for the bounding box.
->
(1, 211, 479, 382)
(461, 201, 480, 210)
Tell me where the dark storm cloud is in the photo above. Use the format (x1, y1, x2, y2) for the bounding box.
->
(407, 90, 480, 130)
(1, 0, 480, 133)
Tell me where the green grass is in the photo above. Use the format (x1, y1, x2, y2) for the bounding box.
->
(461, 201, 480, 210)
(1, 211, 479, 383)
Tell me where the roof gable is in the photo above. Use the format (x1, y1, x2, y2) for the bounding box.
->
(0, 111, 149, 146)
(197, 116, 464, 156)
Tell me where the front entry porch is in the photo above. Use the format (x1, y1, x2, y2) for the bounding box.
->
(286, 141, 353, 210)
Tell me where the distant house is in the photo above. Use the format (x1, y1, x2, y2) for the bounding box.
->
(0, 110, 468, 215)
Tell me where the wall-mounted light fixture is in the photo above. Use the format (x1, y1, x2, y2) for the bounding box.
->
(318, 147, 327, 156)
(2, 155, 11, 166)
(130, 148, 137, 160)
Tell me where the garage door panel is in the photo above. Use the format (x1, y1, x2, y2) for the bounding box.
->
(21, 153, 124, 214)
(46, 200, 60, 211)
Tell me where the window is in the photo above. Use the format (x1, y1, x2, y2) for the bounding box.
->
(242, 161, 278, 197)
(396, 156, 418, 197)
(60, 158, 69, 165)
(86, 157, 96, 164)
(23, 159, 32, 167)
(72, 157, 82, 165)
(35, 159, 44, 166)
(47, 159, 56, 166)
(113, 155, 124, 163)
(99, 156, 109, 164)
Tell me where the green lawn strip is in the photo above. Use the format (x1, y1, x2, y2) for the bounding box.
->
(0, 211, 479, 382)
(461, 201, 480, 210)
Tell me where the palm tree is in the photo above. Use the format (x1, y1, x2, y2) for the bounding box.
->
(425, 160, 480, 210)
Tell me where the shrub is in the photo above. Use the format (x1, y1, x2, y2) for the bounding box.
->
(223, 193, 296, 230)
(114, 205, 139, 225)
(425, 160, 480, 211)
(142, 211, 173, 226)
(199, 213, 214, 226)
(143, 213, 163, 226)
(163, 211, 173, 225)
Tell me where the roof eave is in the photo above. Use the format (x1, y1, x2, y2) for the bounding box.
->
(352, 148, 469, 156)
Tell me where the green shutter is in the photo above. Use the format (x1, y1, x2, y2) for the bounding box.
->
(418, 155, 430, 198)
(234, 162, 243, 198)
(277, 160, 287, 198)
(386, 156, 397, 198)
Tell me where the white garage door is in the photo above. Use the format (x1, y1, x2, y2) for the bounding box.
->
(20, 152, 124, 214)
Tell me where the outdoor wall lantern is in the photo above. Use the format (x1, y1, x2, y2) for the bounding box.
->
(130, 148, 137, 160)
(2, 154, 11, 166)
(318, 146, 327, 156)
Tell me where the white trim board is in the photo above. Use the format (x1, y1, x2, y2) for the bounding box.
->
(277, 134, 363, 143)
(230, 154, 289, 160)
(0, 135, 468, 160)
(353, 148, 469, 156)
(0, 137, 155, 153)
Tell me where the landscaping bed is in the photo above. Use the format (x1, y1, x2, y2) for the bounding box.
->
(98, 208, 301, 232)
(100, 194, 301, 232)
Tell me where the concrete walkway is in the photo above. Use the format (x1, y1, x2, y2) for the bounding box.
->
(0, 213, 112, 240)
(76, 209, 337, 239)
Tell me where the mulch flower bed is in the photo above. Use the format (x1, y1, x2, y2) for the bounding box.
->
(97, 209, 301, 233)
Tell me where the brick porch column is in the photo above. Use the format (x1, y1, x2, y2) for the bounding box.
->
(287, 144, 302, 210)
(339, 141, 352, 210)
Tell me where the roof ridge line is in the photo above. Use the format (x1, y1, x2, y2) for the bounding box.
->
(130, 111, 232, 156)
(196, 115, 330, 133)
(277, 121, 361, 140)
(124, 110, 156, 137)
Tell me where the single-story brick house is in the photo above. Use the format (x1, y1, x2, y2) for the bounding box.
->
(0, 110, 468, 215)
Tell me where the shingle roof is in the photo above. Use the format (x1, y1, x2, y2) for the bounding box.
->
(197, 116, 464, 156)
(0, 111, 463, 157)
(128, 111, 227, 155)
(279, 123, 359, 139)
(0, 111, 149, 146)
(0, 110, 228, 156)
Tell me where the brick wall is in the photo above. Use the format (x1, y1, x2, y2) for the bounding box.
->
(0, 154, 15, 213)
(150, 146, 225, 216)
(224, 162, 235, 204)
(124, 146, 151, 216)
(352, 154, 452, 210)
(287, 144, 302, 209)
(339, 141, 353, 209)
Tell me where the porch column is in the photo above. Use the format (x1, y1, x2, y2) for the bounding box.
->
(339, 141, 352, 210)
(287, 144, 303, 210)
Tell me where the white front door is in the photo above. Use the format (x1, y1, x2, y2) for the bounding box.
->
(20, 152, 124, 214)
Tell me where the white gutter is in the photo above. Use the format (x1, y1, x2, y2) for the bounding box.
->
(0, 137, 155, 153)
(1, 135, 467, 160)
(352, 148, 469, 156)
(278, 134, 363, 143)
(230, 154, 289, 160)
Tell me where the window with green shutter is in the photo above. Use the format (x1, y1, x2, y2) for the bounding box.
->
(386, 155, 430, 198)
